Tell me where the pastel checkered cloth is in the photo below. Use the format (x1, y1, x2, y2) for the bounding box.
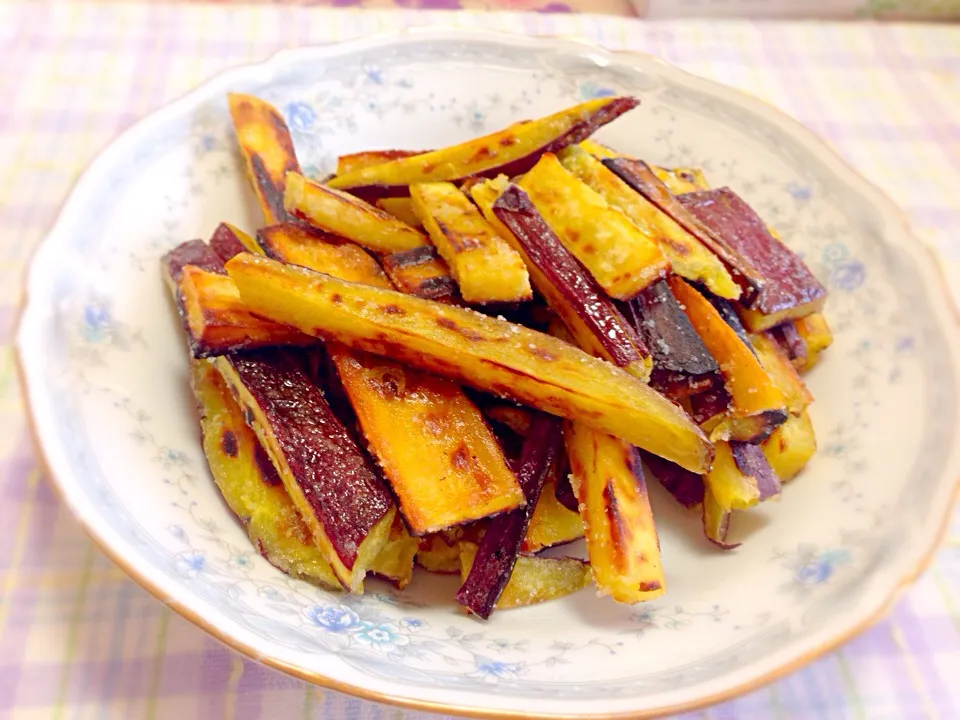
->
(1, 2, 959, 718)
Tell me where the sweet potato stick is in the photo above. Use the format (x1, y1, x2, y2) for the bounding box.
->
(702, 441, 781, 549)
(379, 245, 458, 302)
(761, 410, 817, 482)
(210, 222, 258, 262)
(410, 181, 532, 304)
(678, 188, 827, 330)
(670, 276, 787, 443)
(215, 350, 396, 591)
(326, 96, 640, 198)
(336, 149, 427, 177)
(641, 452, 705, 509)
(458, 542, 591, 610)
(161, 239, 312, 357)
(189, 359, 341, 588)
(565, 421, 666, 603)
(227, 93, 301, 224)
(225, 253, 714, 473)
(455, 413, 562, 618)
(623, 279, 721, 400)
(284, 171, 429, 253)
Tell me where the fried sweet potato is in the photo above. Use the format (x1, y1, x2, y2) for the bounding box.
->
(750, 332, 814, 415)
(565, 421, 665, 603)
(214, 351, 395, 591)
(458, 542, 591, 610)
(522, 475, 585, 553)
(770, 321, 807, 369)
(474, 179, 652, 381)
(688, 383, 732, 428)
(702, 441, 781, 548)
(482, 403, 534, 438)
(178, 266, 313, 357)
(162, 240, 312, 358)
(258, 223, 522, 535)
(376, 197, 422, 228)
(225, 253, 713, 473)
(518, 153, 668, 300)
(284, 172, 429, 252)
(670, 276, 787, 443)
(559, 146, 739, 300)
(369, 514, 420, 589)
(410, 181, 532, 304)
(702, 487, 737, 550)
(623, 279, 721, 400)
(575, 141, 711, 194)
(678, 188, 827, 330)
(189, 359, 340, 588)
(416, 531, 463, 574)
(337, 149, 426, 176)
(379, 245, 458, 301)
(326, 96, 639, 198)
(332, 348, 524, 535)
(210, 222, 258, 262)
(762, 410, 817, 482)
(578, 138, 620, 159)
(604, 158, 767, 303)
(793, 313, 833, 371)
(553, 461, 579, 513)
(257, 223, 392, 288)
(641, 452, 705, 509)
(227, 93, 300, 224)
(164, 238, 227, 284)
(455, 414, 562, 618)
(652, 166, 710, 195)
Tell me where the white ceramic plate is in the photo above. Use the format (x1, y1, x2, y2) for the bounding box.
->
(17, 29, 960, 719)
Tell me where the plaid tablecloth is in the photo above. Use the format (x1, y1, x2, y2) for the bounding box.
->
(2, 2, 959, 718)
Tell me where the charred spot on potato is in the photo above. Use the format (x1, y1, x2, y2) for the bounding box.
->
(372, 367, 406, 398)
(385, 245, 439, 269)
(415, 276, 459, 300)
(331, 293, 342, 304)
(469, 146, 496, 163)
(499, 135, 519, 147)
(661, 236, 692, 257)
(381, 304, 406, 315)
(451, 442, 471, 471)
(526, 345, 557, 362)
(638, 580, 661, 592)
(220, 429, 239, 457)
(250, 154, 293, 224)
(251, 442, 282, 487)
(601, 480, 629, 568)
(435, 316, 486, 342)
